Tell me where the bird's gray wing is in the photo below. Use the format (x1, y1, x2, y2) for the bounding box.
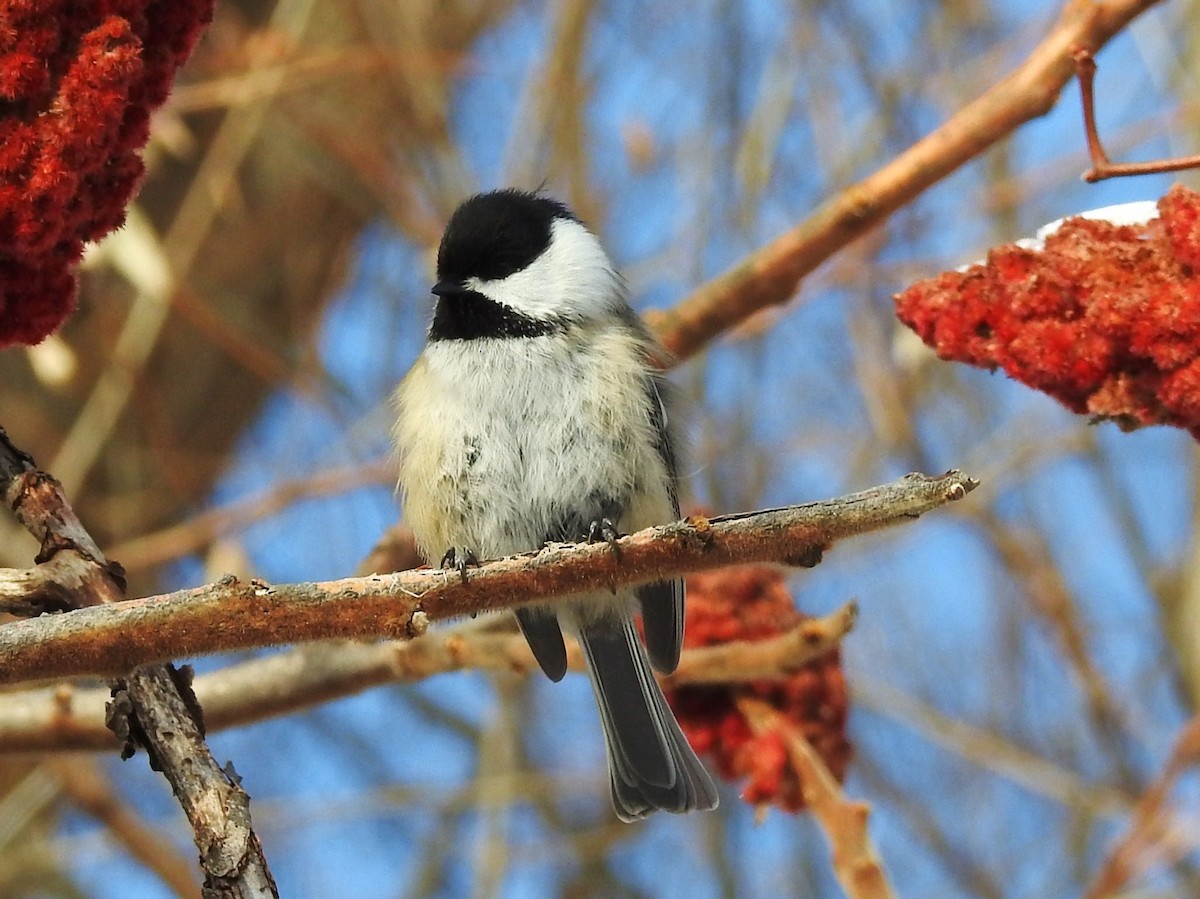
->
(637, 373, 685, 674)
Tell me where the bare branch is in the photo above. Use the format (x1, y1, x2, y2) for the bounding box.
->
(740, 696, 897, 899)
(1084, 717, 1200, 898)
(0, 426, 278, 897)
(0, 567, 79, 617)
(648, 0, 1163, 361)
(1074, 49, 1200, 183)
(108, 457, 395, 575)
(113, 667, 278, 898)
(0, 471, 976, 686)
(662, 600, 858, 687)
(0, 601, 858, 752)
(855, 676, 1135, 820)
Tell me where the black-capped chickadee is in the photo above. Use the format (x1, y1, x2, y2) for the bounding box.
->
(393, 189, 719, 821)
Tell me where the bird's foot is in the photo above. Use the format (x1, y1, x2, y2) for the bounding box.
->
(587, 517, 623, 559)
(439, 546, 480, 585)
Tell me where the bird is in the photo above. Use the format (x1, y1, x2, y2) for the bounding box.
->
(392, 188, 719, 821)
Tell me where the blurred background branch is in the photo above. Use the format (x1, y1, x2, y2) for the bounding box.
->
(0, 601, 857, 752)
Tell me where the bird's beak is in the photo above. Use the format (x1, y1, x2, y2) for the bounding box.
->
(432, 280, 468, 297)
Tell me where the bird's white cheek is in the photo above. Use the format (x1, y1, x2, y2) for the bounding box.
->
(468, 218, 622, 320)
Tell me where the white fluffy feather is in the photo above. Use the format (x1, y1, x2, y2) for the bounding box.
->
(394, 321, 674, 626)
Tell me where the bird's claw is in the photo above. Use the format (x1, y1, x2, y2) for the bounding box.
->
(587, 517, 623, 559)
(439, 546, 480, 585)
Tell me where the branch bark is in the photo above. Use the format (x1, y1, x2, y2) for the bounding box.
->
(0, 601, 858, 752)
(740, 696, 897, 899)
(647, 0, 1163, 361)
(0, 470, 976, 686)
(0, 426, 278, 898)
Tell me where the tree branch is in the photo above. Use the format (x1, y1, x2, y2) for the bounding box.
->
(740, 696, 897, 899)
(0, 601, 859, 752)
(1083, 717, 1200, 898)
(112, 667, 278, 898)
(0, 470, 976, 686)
(1074, 48, 1200, 183)
(107, 457, 395, 575)
(647, 0, 1163, 361)
(0, 425, 278, 898)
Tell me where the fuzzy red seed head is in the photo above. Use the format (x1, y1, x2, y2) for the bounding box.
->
(664, 565, 852, 814)
(895, 185, 1200, 438)
(0, 0, 214, 347)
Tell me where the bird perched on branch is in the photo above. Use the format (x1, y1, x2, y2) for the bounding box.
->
(393, 188, 718, 821)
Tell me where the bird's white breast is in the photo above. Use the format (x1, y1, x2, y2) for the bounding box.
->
(394, 324, 674, 565)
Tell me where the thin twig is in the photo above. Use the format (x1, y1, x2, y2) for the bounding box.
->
(108, 457, 395, 574)
(855, 677, 1134, 820)
(1074, 49, 1200, 183)
(1084, 717, 1200, 898)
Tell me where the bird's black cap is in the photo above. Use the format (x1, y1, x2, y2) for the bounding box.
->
(436, 189, 578, 285)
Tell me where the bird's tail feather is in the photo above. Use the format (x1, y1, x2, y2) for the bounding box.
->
(576, 617, 719, 822)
